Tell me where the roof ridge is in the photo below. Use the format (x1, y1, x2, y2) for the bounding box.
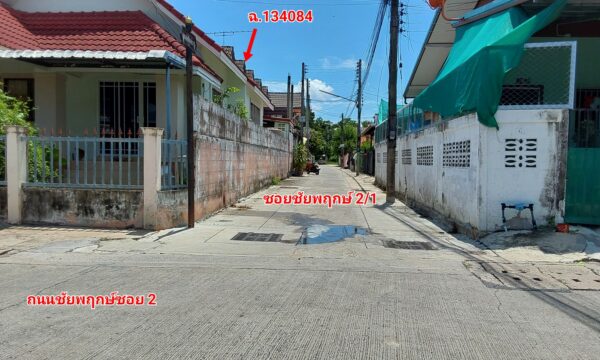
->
(16, 8, 146, 16)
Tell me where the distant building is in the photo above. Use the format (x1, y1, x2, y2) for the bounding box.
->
(264, 92, 301, 134)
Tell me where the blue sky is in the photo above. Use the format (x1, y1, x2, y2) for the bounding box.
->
(170, 0, 435, 123)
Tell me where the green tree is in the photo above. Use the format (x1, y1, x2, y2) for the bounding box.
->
(333, 119, 358, 156)
(307, 128, 327, 159)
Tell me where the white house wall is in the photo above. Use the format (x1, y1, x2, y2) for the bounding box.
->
(375, 109, 567, 235)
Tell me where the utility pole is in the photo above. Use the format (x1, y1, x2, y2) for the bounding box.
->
(306, 76, 311, 140)
(183, 16, 196, 227)
(340, 113, 345, 167)
(286, 74, 292, 174)
(356, 59, 362, 176)
(300, 62, 306, 142)
(286, 74, 292, 121)
(290, 85, 294, 121)
(387, 0, 399, 203)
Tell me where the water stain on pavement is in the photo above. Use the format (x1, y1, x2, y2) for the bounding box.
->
(299, 225, 368, 245)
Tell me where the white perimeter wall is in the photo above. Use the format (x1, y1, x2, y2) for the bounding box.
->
(375, 109, 567, 234)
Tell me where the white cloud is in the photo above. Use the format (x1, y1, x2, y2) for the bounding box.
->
(318, 56, 357, 70)
(300, 78, 346, 112)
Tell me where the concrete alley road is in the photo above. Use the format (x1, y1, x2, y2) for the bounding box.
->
(1, 165, 600, 359)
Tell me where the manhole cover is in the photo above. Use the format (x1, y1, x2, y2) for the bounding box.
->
(232, 232, 283, 242)
(382, 240, 436, 250)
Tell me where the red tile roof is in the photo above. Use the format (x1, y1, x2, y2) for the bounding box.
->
(0, 3, 221, 82)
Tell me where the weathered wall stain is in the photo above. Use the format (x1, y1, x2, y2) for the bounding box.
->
(22, 188, 143, 228)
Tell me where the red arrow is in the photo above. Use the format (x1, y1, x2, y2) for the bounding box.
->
(243, 28, 257, 62)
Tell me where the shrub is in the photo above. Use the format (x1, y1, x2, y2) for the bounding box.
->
(0, 86, 53, 182)
(292, 143, 308, 175)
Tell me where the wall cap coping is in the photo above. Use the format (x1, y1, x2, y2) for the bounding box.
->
(141, 127, 165, 136)
(4, 125, 28, 135)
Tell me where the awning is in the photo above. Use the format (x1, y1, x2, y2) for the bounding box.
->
(0, 49, 222, 87)
(413, 0, 567, 128)
(403, 0, 479, 99)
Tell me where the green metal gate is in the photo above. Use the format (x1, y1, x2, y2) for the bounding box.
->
(565, 107, 600, 224)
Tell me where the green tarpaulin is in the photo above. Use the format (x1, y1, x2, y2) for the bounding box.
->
(413, 0, 567, 128)
(377, 99, 402, 124)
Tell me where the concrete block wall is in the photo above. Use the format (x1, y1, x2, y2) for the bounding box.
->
(194, 98, 291, 203)
(155, 97, 292, 229)
(375, 109, 568, 235)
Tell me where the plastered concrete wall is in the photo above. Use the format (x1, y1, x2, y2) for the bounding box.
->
(156, 97, 292, 228)
(22, 188, 143, 228)
(481, 109, 568, 232)
(375, 109, 567, 235)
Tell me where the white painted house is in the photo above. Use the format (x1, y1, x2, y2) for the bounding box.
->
(0, 0, 273, 139)
(375, 0, 600, 236)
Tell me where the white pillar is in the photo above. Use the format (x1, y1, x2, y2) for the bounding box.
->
(6, 126, 28, 224)
(142, 127, 163, 230)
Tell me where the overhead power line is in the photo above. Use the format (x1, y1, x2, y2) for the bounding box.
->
(346, 0, 388, 118)
(362, 0, 389, 90)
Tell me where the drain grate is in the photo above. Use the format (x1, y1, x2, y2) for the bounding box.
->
(231, 232, 283, 242)
(382, 240, 436, 250)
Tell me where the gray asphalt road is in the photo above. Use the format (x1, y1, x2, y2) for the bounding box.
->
(1, 166, 599, 359)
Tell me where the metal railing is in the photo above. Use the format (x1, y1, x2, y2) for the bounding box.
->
(27, 136, 144, 189)
(161, 139, 187, 190)
(0, 135, 6, 185)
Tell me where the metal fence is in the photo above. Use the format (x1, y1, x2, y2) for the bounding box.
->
(161, 139, 187, 190)
(374, 41, 578, 143)
(499, 41, 576, 110)
(360, 150, 375, 175)
(570, 108, 600, 149)
(0, 135, 6, 185)
(27, 136, 144, 189)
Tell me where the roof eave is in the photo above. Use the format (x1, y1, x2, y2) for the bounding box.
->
(403, 9, 441, 99)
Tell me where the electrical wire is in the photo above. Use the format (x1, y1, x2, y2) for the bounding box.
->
(345, 0, 388, 118)
(361, 0, 389, 92)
